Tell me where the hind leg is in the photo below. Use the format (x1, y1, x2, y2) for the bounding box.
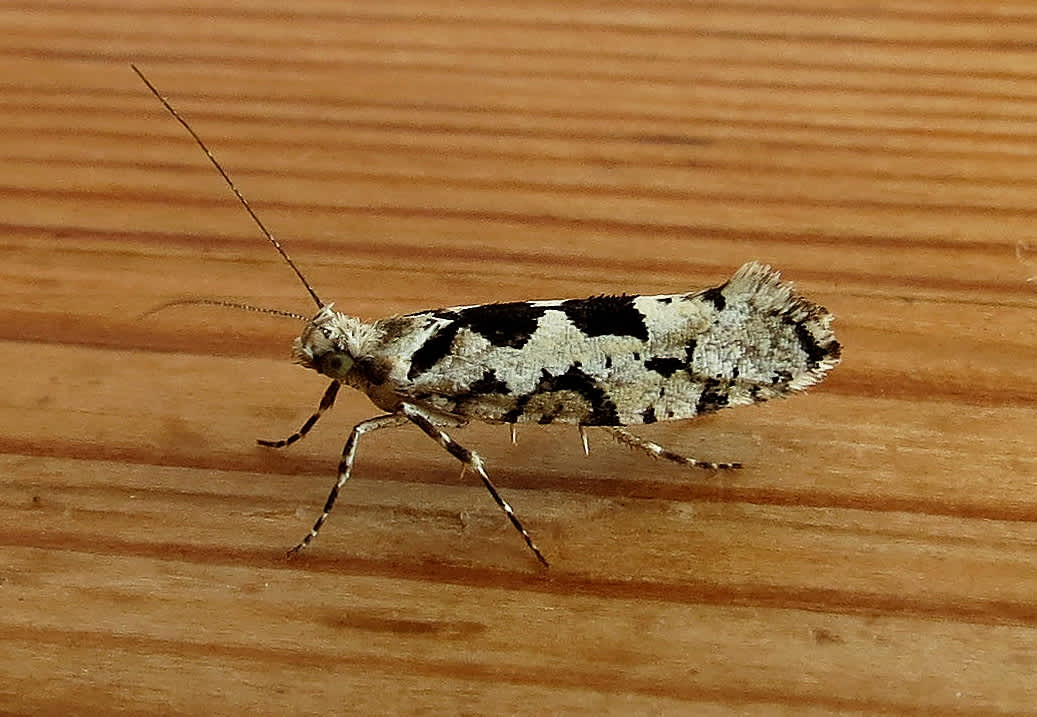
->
(602, 426, 741, 470)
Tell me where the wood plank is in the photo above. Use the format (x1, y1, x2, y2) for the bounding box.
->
(1, 1, 1035, 714)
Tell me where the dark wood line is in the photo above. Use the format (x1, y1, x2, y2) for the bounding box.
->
(7, 0, 1037, 51)
(0, 217, 1029, 267)
(0, 622, 991, 714)
(3, 424, 1036, 516)
(16, 149, 1037, 196)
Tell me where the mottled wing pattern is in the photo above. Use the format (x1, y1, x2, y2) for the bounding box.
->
(367, 262, 841, 426)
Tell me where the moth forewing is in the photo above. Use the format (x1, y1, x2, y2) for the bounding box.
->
(135, 66, 840, 567)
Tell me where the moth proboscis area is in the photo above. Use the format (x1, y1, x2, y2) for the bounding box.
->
(133, 65, 842, 568)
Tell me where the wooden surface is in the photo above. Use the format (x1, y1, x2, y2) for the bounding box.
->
(2, 2, 1036, 714)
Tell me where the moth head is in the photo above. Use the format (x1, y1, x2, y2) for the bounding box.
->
(293, 304, 357, 379)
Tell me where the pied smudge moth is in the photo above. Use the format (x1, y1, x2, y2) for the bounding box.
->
(134, 66, 841, 567)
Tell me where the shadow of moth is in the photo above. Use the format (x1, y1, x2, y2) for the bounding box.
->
(133, 66, 841, 567)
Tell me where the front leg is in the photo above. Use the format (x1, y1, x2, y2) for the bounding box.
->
(399, 403, 549, 567)
(258, 381, 340, 448)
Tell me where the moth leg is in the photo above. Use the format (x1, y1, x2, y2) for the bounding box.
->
(602, 427, 742, 471)
(287, 412, 410, 558)
(258, 381, 339, 448)
(399, 403, 549, 568)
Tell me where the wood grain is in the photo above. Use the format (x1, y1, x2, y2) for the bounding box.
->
(1, 1, 1036, 714)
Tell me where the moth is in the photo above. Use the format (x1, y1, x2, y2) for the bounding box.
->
(134, 66, 842, 566)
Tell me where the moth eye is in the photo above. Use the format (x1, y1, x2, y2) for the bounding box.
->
(319, 352, 353, 376)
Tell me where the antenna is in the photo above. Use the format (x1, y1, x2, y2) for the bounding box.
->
(138, 298, 308, 321)
(131, 64, 324, 309)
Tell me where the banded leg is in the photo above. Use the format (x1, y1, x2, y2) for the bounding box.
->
(288, 412, 410, 557)
(400, 403, 549, 567)
(602, 427, 741, 471)
(258, 381, 339, 448)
